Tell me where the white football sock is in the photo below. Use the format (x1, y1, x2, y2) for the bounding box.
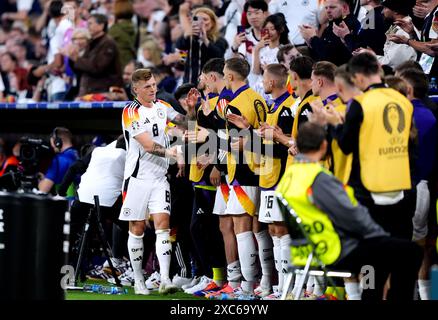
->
(254, 230, 274, 289)
(128, 231, 144, 283)
(280, 234, 292, 278)
(227, 260, 242, 289)
(418, 280, 431, 300)
(272, 236, 283, 291)
(155, 229, 172, 282)
(345, 281, 362, 300)
(236, 231, 258, 292)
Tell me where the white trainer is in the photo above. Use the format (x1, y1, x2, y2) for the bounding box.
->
(181, 276, 200, 291)
(172, 275, 193, 289)
(145, 271, 161, 290)
(107, 267, 134, 286)
(134, 280, 150, 295)
(254, 285, 272, 298)
(159, 278, 178, 294)
(184, 276, 211, 294)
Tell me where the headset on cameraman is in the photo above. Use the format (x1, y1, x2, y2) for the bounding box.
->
(51, 127, 64, 182)
(52, 127, 63, 152)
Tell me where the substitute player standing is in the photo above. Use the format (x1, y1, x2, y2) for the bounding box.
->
(119, 68, 193, 295)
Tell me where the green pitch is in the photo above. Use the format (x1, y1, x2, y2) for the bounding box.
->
(66, 279, 203, 300)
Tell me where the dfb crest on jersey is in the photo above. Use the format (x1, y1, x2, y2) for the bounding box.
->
(157, 109, 165, 119)
(123, 208, 131, 216)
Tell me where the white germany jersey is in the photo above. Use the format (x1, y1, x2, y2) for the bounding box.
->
(122, 98, 179, 180)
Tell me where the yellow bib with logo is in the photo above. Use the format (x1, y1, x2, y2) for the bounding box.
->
(322, 98, 353, 184)
(355, 88, 413, 192)
(226, 88, 266, 182)
(260, 96, 294, 189)
(276, 162, 345, 266)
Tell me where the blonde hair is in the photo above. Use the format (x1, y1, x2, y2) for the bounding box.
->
(192, 7, 220, 42)
(72, 28, 91, 40)
(132, 68, 152, 84)
(141, 38, 163, 67)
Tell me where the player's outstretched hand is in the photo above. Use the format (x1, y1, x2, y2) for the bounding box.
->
(186, 88, 201, 110)
(227, 113, 250, 129)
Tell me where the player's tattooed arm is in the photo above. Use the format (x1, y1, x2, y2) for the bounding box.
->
(150, 142, 167, 157)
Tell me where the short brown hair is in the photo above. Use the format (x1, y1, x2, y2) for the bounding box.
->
(132, 68, 152, 84)
(114, 0, 134, 20)
(225, 57, 250, 80)
(334, 64, 354, 87)
(398, 69, 429, 99)
(265, 63, 289, 88)
(312, 61, 337, 83)
(385, 75, 409, 97)
(277, 44, 295, 63)
(52, 127, 73, 143)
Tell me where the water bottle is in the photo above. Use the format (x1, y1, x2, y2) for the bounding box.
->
(83, 284, 103, 293)
(83, 284, 127, 294)
(101, 286, 128, 295)
(429, 77, 438, 95)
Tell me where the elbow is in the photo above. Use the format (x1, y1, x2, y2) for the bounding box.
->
(143, 141, 155, 153)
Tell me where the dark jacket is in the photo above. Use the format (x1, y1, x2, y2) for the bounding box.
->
(310, 14, 361, 65)
(176, 35, 228, 85)
(70, 34, 123, 97)
(330, 83, 417, 204)
(344, 6, 387, 55)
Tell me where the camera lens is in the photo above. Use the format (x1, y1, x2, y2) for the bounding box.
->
(20, 145, 36, 161)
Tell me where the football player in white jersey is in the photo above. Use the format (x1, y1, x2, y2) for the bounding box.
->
(119, 68, 196, 295)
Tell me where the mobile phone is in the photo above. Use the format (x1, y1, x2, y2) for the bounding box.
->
(261, 28, 269, 39)
(193, 15, 198, 21)
(237, 25, 245, 34)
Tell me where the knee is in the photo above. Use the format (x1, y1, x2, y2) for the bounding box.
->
(129, 221, 145, 236)
(219, 217, 234, 236)
(268, 224, 276, 237)
(154, 214, 170, 230)
(233, 216, 252, 234)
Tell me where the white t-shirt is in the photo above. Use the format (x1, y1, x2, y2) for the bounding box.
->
(17, 0, 33, 11)
(419, 7, 438, 74)
(147, 10, 166, 33)
(252, 46, 279, 103)
(225, 27, 261, 88)
(223, 0, 245, 47)
(0, 75, 4, 93)
(268, 0, 320, 45)
(77, 141, 126, 207)
(122, 98, 179, 180)
(47, 18, 72, 95)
